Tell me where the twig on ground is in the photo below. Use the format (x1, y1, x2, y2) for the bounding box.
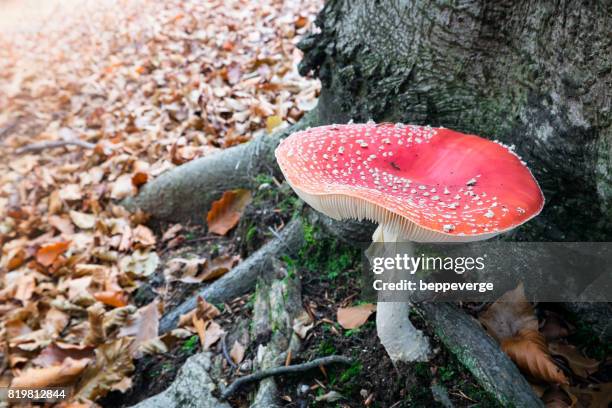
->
(221, 355, 352, 399)
(15, 139, 96, 154)
(222, 334, 238, 370)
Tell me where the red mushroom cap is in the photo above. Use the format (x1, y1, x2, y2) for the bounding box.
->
(275, 123, 544, 242)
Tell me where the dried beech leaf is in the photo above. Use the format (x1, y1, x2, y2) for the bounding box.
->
(131, 172, 148, 188)
(110, 174, 136, 200)
(230, 340, 245, 364)
(292, 310, 314, 339)
(74, 338, 135, 401)
(196, 296, 220, 321)
(549, 343, 600, 378)
(93, 290, 128, 308)
(202, 321, 224, 350)
(118, 301, 160, 358)
(192, 315, 207, 346)
(36, 241, 71, 266)
(85, 303, 107, 346)
(199, 254, 239, 282)
(337, 304, 376, 330)
(33, 343, 94, 367)
(69, 211, 96, 229)
(501, 329, 568, 385)
(132, 225, 156, 247)
(569, 383, 612, 407)
(542, 386, 575, 408)
(479, 283, 537, 342)
(266, 115, 282, 133)
(207, 189, 252, 235)
(11, 357, 90, 388)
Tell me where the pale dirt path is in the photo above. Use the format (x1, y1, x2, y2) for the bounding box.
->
(0, 0, 114, 34)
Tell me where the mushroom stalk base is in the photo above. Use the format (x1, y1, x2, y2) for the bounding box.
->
(370, 226, 431, 362)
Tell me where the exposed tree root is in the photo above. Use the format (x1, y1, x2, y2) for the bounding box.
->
(248, 259, 304, 407)
(123, 114, 317, 223)
(221, 355, 352, 400)
(419, 302, 544, 407)
(158, 217, 305, 333)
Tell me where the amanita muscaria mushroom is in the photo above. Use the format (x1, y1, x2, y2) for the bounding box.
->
(275, 122, 544, 362)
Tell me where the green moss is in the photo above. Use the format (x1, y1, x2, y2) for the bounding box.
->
(344, 321, 375, 337)
(296, 220, 360, 280)
(339, 361, 363, 383)
(181, 335, 199, 353)
(254, 174, 274, 185)
(317, 339, 337, 356)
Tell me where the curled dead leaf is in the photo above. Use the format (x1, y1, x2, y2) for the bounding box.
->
(93, 290, 128, 308)
(202, 320, 225, 350)
(337, 304, 376, 330)
(479, 283, 537, 343)
(73, 337, 134, 401)
(11, 357, 90, 388)
(230, 340, 245, 364)
(292, 310, 314, 339)
(549, 343, 600, 378)
(207, 189, 252, 235)
(69, 211, 96, 229)
(36, 241, 71, 266)
(501, 329, 568, 385)
(118, 301, 160, 358)
(131, 171, 148, 188)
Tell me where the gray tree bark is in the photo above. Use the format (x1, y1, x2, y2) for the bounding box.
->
(299, 0, 611, 241)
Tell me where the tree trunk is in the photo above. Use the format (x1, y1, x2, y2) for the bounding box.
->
(299, 0, 611, 241)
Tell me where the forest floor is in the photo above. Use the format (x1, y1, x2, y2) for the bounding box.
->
(0, 1, 610, 407)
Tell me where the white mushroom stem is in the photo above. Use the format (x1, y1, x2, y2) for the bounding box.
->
(370, 225, 431, 362)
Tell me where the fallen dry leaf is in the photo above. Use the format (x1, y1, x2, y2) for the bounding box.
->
(33, 343, 95, 368)
(230, 340, 245, 364)
(479, 284, 567, 386)
(118, 301, 160, 358)
(131, 172, 148, 188)
(207, 189, 252, 235)
(196, 296, 221, 321)
(203, 321, 225, 350)
(110, 174, 136, 200)
(85, 303, 107, 346)
(337, 304, 376, 330)
(49, 215, 75, 235)
(570, 383, 612, 407)
(132, 225, 156, 248)
(93, 291, 128, 308)
(5, 247, 27, 271)
(542, 386, 576, 408)
(501, 329, 568, 385)
(11, 357, 90, 388)
(73, 338, 134, 401)
(549, 343, 600, 378)
(69, 210, 96, 229)
(161, 224, 183, 242)
(36, 241, 71, 266)
(266, 115, 282, 133)
(192, 315, 208, 348)
(479, 283, 538, 342)
(293, 310, 314, 339)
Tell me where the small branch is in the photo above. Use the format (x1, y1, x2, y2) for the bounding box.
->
(222, 334, 238, 369)
(15, 139, 96, 154)
(221, 355, 352, 399)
